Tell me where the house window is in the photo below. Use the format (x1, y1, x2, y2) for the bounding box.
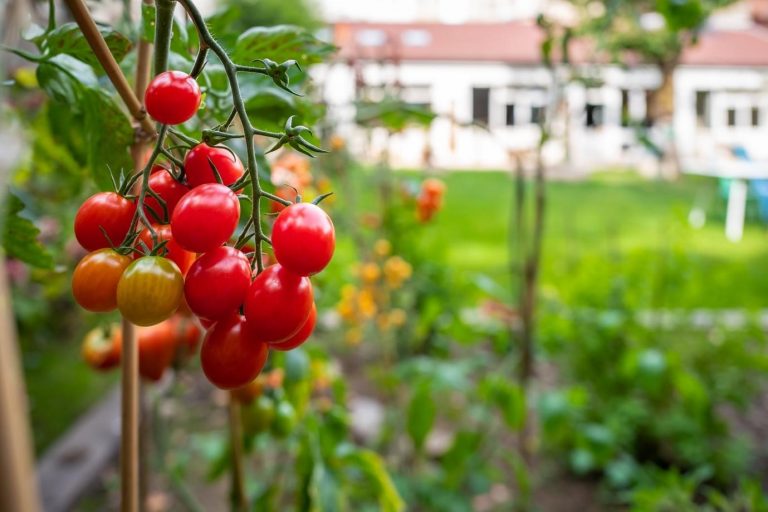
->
(752, 107, 760, 127)
(695, 91, 710, 127)
(585, 104, 604, 128)
(727, 108, 737, 127)
(531, 105, 545, 125)
(505, 104, 515, 126)
(621, 89, 630, 127)
(472, 87, 490, 126)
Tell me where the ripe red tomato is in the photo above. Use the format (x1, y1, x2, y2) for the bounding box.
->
(144, 70, 201, 125)
(137, 321, 178, 381)
(185, 246, 251, 321)
(143, 171, 190, 222)
(272, 203, 335, 276)
(117, 256, 184, 326)
(171, 184, 240, 253)
(74, 192, 136, 251)
(135, 224, 196, 275)
(81, 325, 121, 371)
(72, 249, 133, 312)
(172, 316, 203, 357)
(270, 186, 297, 213)
(244, 264, 313, 342)
(184, 143, 245, 188)
(270, 303, 316, 351)
(200, 314, 269, 389)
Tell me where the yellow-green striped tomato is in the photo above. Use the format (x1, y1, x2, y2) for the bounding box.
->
(117, 256, 183, 326)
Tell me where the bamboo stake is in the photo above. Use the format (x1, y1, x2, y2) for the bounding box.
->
(62, 1, 157, 510)
(0, 260, 41, 512)
(63, 0, 156, 137)
(227, 393, 247, 511)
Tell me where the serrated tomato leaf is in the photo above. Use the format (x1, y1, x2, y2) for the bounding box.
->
(232, 25, 335, 66)
(39, 22, 132, 68)
(2, 194, 54, 269)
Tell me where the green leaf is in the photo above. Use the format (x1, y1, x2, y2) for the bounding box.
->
(441, 431, 482, 489)
(480, 377, 526, 430)
(232, 25, 335, 66)
(39, 22, 133, 68)
(36, 55, 132, 190)
(82, 89, 133, 190)
(342, 449, 405, 512)
(141, 4, 156, 43)
(406, 381, 435, 452)
(36, 54, 97, 105)
(356, 96, 436, 132)
(2, 194, 54, 269)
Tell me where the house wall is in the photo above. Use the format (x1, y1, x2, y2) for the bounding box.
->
(317, 60, 768, 171)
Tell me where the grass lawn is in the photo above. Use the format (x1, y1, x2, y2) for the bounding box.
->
(411, 170, 768, 309)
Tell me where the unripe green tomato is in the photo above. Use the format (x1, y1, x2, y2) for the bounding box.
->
(242, 395, 276, 434)
(271, 400, 297, 438)
(117, 256, 183, 326)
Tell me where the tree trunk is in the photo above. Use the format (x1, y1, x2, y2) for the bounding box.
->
(646, 60, 681, 180)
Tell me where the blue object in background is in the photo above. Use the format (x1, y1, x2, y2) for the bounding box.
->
(728, 145, 768, 222)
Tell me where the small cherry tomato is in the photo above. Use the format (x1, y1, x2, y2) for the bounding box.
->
(200, 314, 269, 389)
(109, 319, 178, 381)
(270, 303, 316, 351)
(117, 256, 183, 326)
(272, 203, 335, 276)
(231, 377, 264, 405)
(171, 315, 203, 357)
(72, 249, 133, 312)
(171, 184, 240, 253)
(270, 186, 297, 213)
(143, 171, 190, 222)
(244, 264, 313, 343)
(74, 192, 136, 251)
(137, 321, 178, 381)
(135, 224, 196, 275)
(184, 246, 251, 321)
(184, 143, 245, 189)
(81, 325, 121, 371)
(144, 70, 201, 125)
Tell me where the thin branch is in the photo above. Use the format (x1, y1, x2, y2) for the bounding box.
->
(63, 0, 156, 136)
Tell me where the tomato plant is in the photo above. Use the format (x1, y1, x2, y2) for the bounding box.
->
(135, 224, 196, 275)
(144, 70, 201, 125)
(74, 192, 136, 251)
(272, 203, 335, 276)
(72, 248, 133, 312)
(200, 314, 269, 389)
(184, 143, 245, 188)
(116, 256, 184, 326)
(244, 264, 314, 342)
(184, 246, 251, 321)
(143, 170, 190, 222)
(171, 183, 240, 253)
(270, 303, 316, 351)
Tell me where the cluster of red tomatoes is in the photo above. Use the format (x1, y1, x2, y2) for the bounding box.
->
(416, 178, 446, 223)
(72, 70, 336, 390)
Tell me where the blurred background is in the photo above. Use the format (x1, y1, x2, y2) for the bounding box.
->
(4, 0, 768, 511)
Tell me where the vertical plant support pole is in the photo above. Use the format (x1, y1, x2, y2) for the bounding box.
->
(63, 1, 160, 510)
(227, 393, 247, 511)
(0, 264, 41, 512)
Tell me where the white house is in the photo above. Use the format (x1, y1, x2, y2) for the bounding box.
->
(315, 12, 768, 172)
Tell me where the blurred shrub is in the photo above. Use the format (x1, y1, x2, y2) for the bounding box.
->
(538, 295, 768, 489)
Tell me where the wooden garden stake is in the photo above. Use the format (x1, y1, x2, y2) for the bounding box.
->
(0, 261, 41, 512)
(228, 393, 248, 511)
(62, 0, 159, 509)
